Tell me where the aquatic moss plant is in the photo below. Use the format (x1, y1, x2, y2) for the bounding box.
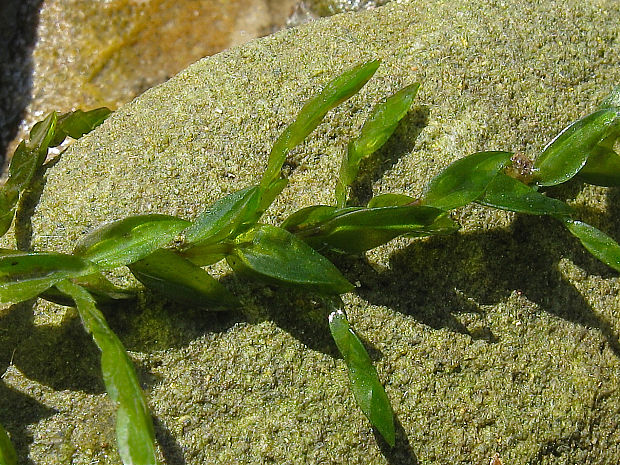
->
(0, 61, 619, 464)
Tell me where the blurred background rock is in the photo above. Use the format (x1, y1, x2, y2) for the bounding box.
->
(0, 0, 392, 167)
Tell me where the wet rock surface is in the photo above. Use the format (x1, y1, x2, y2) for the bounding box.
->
(1, 0, 620, 464)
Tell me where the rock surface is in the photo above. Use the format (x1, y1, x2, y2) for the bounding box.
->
(2, 0, 620, 464)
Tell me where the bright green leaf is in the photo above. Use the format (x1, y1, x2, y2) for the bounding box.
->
(293, 205, 454, 254)
(478, 172, 573, 218)
(0, 423, 17, 465)
(41, 272, 135, 306)
(422, 151, 513, 210)
(260, 60, 381, 190)
(282, 205, 342, 233)
(0, 109, 110, 238)
(54, 280, 159, 465)
(49, 108, 112, 147)
(576, 143, 620, 187)
(329, 308, 395, 447)
(335, 83, 420, 206)
(129, 248, 239, 310)
(74, 214, 191, 269)
(366, 193, 417, 208)
(0, 252, 98, 304)
(598, 85, 620, 110)
(228, 224, 353, 294)
(563, 220, 620, 272)
(534, 108, 620, 186)
(182, 186, 261, 246)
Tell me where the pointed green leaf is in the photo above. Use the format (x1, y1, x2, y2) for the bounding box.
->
(129, 248, 239, 310)
(422, 151, 513, 210)
(478, 172, 573, 218)
(0, 423, 17, 465)
(49, 108, 112, 147)
(281, 205, 342, 233)
(0, 112, 57, 237)
(257, 178, 288, 215)
(598, 85, 620, 110)
(0, 109, 110, 238)
(563, 220, 620, 272)
(41, 272, 135, 306)
(0, 252, 98, 304)
(54, 280, 159, 465)
(74, 214, 191, 269)
(534, 108, 620, 186)
(329, 308, 395, 447)
(336, 83, 420, 206)
(367, 193, 417, 208)
(260, 60, 381, 190)
(182, 186, 261, 246)
(576, 143, 620, 186)
(293, 205, 454, 254)
(227, 224, 353, 294)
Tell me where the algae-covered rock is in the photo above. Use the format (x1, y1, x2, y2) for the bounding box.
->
(2, 0, 620, 463)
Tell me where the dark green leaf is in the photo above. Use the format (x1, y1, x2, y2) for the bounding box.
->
(260, 60, 380, 190)
(282, 205, 342, 232)
(41, 272, 135, 306)
(0, 423, 17, 465)
(129, 248, 239, 310)
(422, 151, 513, 210)
(0, 252, 98, 304)
(329, 308, 395, 447)
(177, 242, 229, 267)
(49, 108, 112, 147)
(74, 214, 191, 269)
(54, 280, 159, 465)
(0, 109, 110, 238)
(367, 193, 417, 208)
(227, 224, 353, 294)
(478, 172, 573, 218)
(293, 205, 454, 254)
(182, 186, 261, 246)
(335, 84, 420, 206)
(534, 108, 620, 186)
(576, 143, 620, 186)
(563, 220, 620, 272)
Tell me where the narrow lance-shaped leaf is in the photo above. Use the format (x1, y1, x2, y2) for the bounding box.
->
(74, 214, 191, 270)
(49, 108, 112, 147)
(576, 135, 620, 187)
(129, 248, 240, 310)
(227, 224, 353, 295)
(597, 85, 620, 110)
(335, 83, 420, 207)
(0, 108, 111, 237)
(0, 251, 98, 304)
(0, 423, 17, 465)
(478, 172, 574, 218)
(422, 151, 513, 210)
(366, 193, 417, 208)
(533, 108, 620, 186)
(291, 205, 456, 254)
(259, 60, 381, 192)
(563, 219, 620, 272)
(329, 308, 395, 447)
(41, 272, 136, 307)
(55, 280, 159, 465)
(0, 113, 57, 236)
(181, 186, 261, 247)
